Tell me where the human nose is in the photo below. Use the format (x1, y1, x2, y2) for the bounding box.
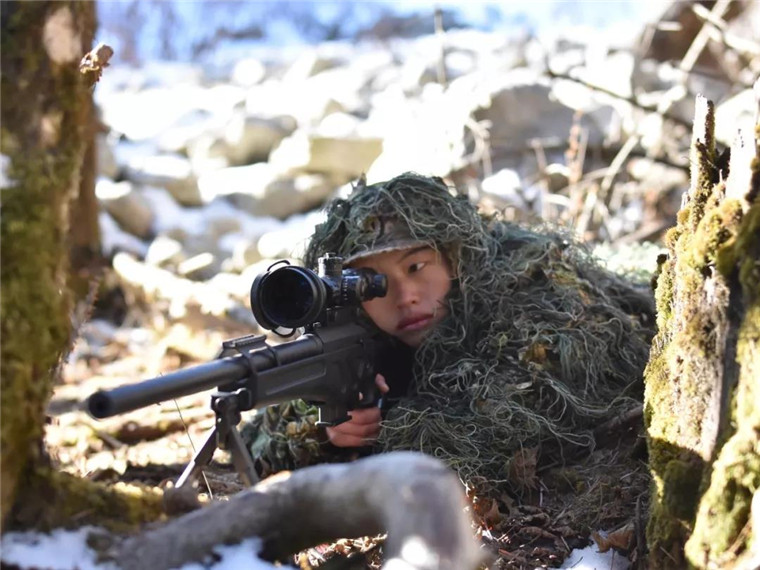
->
(393, 277, 418, 308)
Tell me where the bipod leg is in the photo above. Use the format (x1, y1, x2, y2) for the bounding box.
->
(224, 425, 259, 487)
(176, 427, 218, 489)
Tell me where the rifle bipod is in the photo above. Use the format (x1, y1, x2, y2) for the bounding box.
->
(176, 389, 259, 489)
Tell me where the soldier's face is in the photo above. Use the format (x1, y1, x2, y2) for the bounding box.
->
(350, 246, 453, 347)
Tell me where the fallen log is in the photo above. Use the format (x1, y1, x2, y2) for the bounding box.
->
(111, 451, 484, 570)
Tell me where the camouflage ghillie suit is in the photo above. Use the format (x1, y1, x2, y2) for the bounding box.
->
(242, 173, 655, 490)
(239, 399, 360, 477)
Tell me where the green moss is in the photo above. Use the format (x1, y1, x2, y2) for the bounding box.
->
(648, 95, 760, 566)
(685, 415, 760, 565)
(9, 467, 165, 533)
(688, 198, 742, 268)
(663, 459, 702, 521)
(643, 93, 758, 568)
(675, 208, 691, 233)
(686, 211, 759, 561)
(1, 2, 94, 524)
(652, 256, 675, 331)
(717, 204, 760, 301)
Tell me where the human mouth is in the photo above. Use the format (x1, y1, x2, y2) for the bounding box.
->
(397, 314, 433, 332)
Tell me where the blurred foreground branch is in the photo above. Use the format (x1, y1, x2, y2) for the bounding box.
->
(109, 452, 484, 570)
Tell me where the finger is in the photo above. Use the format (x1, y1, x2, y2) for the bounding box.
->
(329, 422, 381, 439)
(344, 408, 382, 425)
(332, 416, 381, 436)
(375, 373, 390, 394)
(326, 424, 381, 447)
(327, 433, 376, 447)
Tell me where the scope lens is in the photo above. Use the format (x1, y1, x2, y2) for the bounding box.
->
(255, 266, 324, 328)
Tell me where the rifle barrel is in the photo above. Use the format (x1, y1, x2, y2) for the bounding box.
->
(86, 336, 322, 418)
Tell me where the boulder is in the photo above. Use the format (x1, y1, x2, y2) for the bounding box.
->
(198, 163, 336, 219)
(145, 234, 184, 267)
(223, 112, 297, 165)
(230, 57, 267, 87)
(156, 109, 221, 155)
(283, 49, 345, 83)
(98, 84, 205, 142)
(257, 210, 326, 260)
(95, 178, 154, 239)
(186, 133, 231, 173)
(244, 80, 346, 128)
(124, 153, 201, 206)
(219, 233, 264, 271)
(269, 129, 383, 182)
(480, 168, 525, 208)
(474, 71, 612, 152)
(98, 211, 149, 258)
(365, 82, 475, 181)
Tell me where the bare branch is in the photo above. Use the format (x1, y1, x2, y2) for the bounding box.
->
(113, 452, 484, 570)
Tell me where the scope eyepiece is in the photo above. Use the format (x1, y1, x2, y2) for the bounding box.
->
(250, 255, 387, 331)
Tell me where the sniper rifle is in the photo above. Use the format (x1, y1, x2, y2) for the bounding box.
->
(85, 254, 388, 488)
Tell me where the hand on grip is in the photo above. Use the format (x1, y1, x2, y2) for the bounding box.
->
(326, 374, 389, 447)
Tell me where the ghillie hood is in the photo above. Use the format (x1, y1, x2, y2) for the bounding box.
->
(305, 172, 655, 493)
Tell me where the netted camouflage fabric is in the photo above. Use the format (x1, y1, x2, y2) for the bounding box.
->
(245, 172, 655, 493)
(240, 399, 357, 477)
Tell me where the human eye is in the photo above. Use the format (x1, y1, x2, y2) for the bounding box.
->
(408, 260, 427, 274)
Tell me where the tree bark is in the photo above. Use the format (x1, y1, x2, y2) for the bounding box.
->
(0, 2, 163, 532)
(69, 97, 104, 300)
(644, 85, 760, 568)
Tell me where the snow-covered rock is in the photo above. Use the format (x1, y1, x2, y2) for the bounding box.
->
(96, 178, 154, 239)
(123, 152, 200, 206)
(268, 129, 383, 182)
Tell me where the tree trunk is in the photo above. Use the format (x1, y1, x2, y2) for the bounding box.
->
(69, 97, 104, 299)
(0, 1, 162, 531)
(644, 87, 760, 568)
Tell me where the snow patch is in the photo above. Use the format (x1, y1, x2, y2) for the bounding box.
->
(1, 528, 281, 570)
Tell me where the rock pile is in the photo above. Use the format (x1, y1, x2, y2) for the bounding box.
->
(92, 1, 759, 330)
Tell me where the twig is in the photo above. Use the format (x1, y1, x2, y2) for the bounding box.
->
(691, 3, 760, 58)
(94, 430, 124, 449)
(544, 68, 692, 130)
(434, 8, 448, 87)
(463, 118, 493, 178)
(174, 399, 213, 500)
(576, 182, 599, 238)
(679, 0, 733, 74)
(616, 219, 673, 245)
(635, 495, 646, 569)
(600, 134, 640, 203)
(593, 404, 644, 443)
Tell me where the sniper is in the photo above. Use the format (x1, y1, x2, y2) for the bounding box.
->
(241, 171, 655, 494)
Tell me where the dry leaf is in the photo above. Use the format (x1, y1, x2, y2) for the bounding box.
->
(507, 447, 539, 491)
(591, 522, 634, 552)
(79, 42, 114, 86)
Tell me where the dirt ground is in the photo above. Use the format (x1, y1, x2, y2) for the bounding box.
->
(46, 294, 651, 570)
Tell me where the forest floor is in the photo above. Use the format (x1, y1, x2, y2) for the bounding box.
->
(46, 295, 650, 570)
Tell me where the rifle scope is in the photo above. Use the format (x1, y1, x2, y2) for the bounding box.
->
(250, 254, 387, 330)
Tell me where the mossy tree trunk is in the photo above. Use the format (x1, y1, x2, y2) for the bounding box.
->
(1, 2, 162, 531)
(644, 89, 760, 568)
(69, 95, 104, 299)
